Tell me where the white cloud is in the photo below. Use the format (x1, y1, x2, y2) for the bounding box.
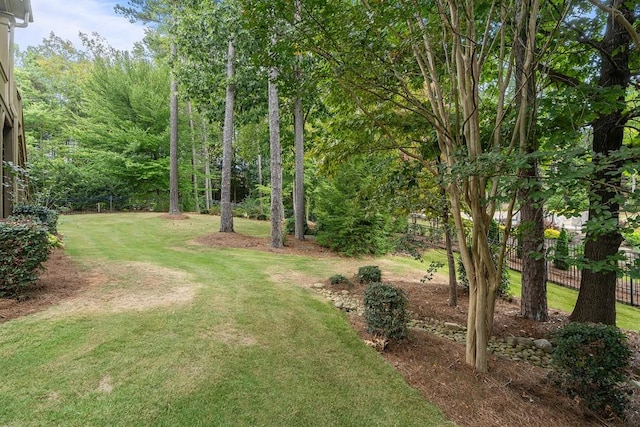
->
(13, 0, 146, 52)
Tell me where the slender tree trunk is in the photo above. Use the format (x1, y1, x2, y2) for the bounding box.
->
(515, 0, 547, 321)
(293, 0, 306, 241)
(187, 101, 200, 213)
(441, 188, 457, 306)
(202, 118, 212, 211)
(269, 63, 283, 248)
(257, 154, 262, 187)
(220, 38, 236, 232)
(168, 42, 180, 215)
(293, 97, 305, 240)
(570, 0, 632, 325)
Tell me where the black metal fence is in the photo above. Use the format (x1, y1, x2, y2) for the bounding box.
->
(409, 220, 640, 307)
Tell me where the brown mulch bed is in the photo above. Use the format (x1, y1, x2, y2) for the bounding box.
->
(2, 232, 639, 426)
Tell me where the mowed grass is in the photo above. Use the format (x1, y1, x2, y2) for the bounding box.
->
(0, 213, 451, 426)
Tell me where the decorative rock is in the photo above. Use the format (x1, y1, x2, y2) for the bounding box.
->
(505, 336, 518, 347)
(516, 337, 534, 347)
(443, 322, 464, 332)
(533, 339, 553, 353)
(311, 283, 324, 289)
(334, 301, 344, 309)
(340, 290, 350, 295)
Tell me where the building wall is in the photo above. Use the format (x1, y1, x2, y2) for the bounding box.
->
(0, 16, 27, 219)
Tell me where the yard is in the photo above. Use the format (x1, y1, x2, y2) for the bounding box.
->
(1, 213, 638, 426)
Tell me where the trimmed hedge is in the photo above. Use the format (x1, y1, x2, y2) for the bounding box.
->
(364, 282, 408, 342)
(0, 218, 51, 297)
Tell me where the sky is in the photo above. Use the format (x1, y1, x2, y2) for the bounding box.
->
(13, 0, 147, 52)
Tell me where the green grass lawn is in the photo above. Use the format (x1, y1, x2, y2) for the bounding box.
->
(0, 213, 451, 426)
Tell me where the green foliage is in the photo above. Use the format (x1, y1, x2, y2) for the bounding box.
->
(622, 230, 640, 248)
(421, 261, 444, 283)
(357, 265, 382, 284)
(314, 157, 395, 256)
(285, 216, 311, 235)
(363, 282, 408, 342)
(12, 204, 59, 234)
(553, 228, 570, 270)
(544, 228, 560, 240)
(393, 233, 429, 260)
(0, 218, 51, 297)
(329, 274, 351, 287)
(238, 195, 269, 220)
(47, 233, 65, 249)
(549, 323, 632, 416)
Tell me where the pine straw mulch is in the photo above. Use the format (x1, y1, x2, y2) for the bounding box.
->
(2, 228, 639, 427)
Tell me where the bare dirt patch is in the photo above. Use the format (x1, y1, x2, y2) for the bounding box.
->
(3, 234, 639, 426)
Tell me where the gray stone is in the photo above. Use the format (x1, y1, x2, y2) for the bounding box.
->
(334, 300, 344, 309)
(311, 283, 324, 289)
(516, 337, 534, 347)
(533, 339, 553, 353)
(443, 322, 464, 332)
(340, 290, 350, 295)
(505, 336, 518, 347)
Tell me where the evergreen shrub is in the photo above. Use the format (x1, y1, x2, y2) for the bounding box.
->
(357, 265, 382, 284)
(329, 274, 351, 287)
(549, 322, 631, 416)
(553, 228, 570, 270)
(12, 204, 59, 234)
(364, 282, 408, 342)
(0, 218, 51, 297)
(314, 159, 394, 256)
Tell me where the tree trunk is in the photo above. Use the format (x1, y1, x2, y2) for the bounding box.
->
(202, 118, 212, 211)
(515, 0, 547, 321)
(269, 61, 283, 248)
(570, 0, 632, 325)
(519, 198, 547, 320)
(168, 42, 181, 215)
(293, 95, 305, 241)
(442, 188, 457, 306)
(293, 0, 305, 241)
(187, 100, 200, 213)
(220, 38, 236, 233)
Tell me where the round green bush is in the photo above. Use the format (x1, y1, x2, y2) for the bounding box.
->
(363, 282, 408, 342)
(329, 274, 351, 287)
(357, 265, 382, 284)
(549, 322, 632, 416)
